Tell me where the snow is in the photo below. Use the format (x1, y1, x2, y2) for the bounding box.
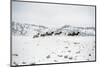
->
(12, 35, 95, 66)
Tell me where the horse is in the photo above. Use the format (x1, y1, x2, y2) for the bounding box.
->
(40, 33, 47, 37)
(46, 31, 54, 36)
(54, 31, 62, 35)
(68, 32, 80, 36)
(33, 33, 40, 38)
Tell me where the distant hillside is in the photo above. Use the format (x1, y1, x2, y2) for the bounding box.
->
(11, 21, 48, 36)
(11, 21, 95, 36)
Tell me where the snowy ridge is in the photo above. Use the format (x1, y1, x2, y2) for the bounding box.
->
(11, 21, 48, 36)
(11, 21, 95, 36)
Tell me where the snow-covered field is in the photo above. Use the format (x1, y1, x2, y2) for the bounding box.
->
(12, 35, 95, 66)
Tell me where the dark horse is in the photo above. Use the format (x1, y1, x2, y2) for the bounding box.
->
(40, 33, 46, 37)
(68, 32, 80, 36)
(33, 33, 40, 38)
(46, 32, 54, 36)
(54, 31, 62, 35)
(40, 32, 54, 37)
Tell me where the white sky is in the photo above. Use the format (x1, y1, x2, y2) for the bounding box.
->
(12, 1, 95, 27)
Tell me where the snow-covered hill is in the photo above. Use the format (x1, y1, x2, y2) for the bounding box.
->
(11, 21, 48, 36)
(11, 21, 95, 37)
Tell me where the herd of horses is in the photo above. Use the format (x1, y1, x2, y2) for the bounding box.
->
(33, 31, 80, 38)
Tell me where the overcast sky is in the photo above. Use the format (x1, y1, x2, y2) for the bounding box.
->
(12, 1, 95, 27)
